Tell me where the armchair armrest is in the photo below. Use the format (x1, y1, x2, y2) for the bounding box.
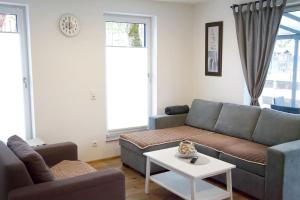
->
(266, 140, 300, 200)
(34, 142, 78, 167)
(9, 168, 125, 200)
(149, 114, 187, 130)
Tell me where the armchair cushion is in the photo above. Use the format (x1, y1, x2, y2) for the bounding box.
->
(7, 135, 54, 184)
(51, 160, 96, 180)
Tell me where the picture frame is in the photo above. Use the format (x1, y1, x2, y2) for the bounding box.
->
(205, 21, 223, 76)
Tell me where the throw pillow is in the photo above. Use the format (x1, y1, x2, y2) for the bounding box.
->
(7, 135, 54, 184)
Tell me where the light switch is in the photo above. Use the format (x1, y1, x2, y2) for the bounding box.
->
(90, 90, 97, 101)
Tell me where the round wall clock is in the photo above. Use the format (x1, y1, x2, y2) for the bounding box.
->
(59, 14, 80, 37)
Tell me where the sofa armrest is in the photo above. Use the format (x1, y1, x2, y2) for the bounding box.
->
(34, 142, 78, 167)
(9, 168, 125, 200)
(149, 114, 187, 130)
(266, 140, 300, 200)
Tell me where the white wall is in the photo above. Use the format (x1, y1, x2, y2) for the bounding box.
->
(192, 0, 250, 105)
(3, 0, 194, 161)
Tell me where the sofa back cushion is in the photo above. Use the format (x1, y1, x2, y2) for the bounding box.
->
(7, 135, 54, 184)
(252, 108, 300, 146)
(214, 103, 261, 140)
(0, 141, 33, 200)
(186, 99, 223, 131)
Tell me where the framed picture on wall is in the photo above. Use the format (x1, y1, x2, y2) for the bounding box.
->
(205, 21, 223, 76)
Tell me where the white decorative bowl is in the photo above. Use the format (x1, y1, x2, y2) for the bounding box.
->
(176, 140, 197, 159)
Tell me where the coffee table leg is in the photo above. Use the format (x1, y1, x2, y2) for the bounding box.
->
(191, 178, 197, 200)
(226, 170, 233, 200)
(145, 157, 150, 194)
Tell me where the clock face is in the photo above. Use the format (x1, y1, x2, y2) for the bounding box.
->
(59, 14, 80, 37)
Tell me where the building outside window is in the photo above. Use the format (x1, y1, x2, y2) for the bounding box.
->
(261, 8, 300, 108)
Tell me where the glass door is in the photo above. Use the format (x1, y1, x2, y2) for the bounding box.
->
(0, 5, 33, 142)
(105, 14, 151, 138)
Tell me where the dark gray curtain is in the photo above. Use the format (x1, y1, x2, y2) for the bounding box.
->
(232, 0, 287, 106)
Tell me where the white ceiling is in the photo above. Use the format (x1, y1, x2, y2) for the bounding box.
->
(152, 0, 208, 4)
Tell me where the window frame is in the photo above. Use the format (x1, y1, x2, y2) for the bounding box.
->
(274, 37, 299, 107)
(0, 4, 34, 140)
(104, 14, 152, 141)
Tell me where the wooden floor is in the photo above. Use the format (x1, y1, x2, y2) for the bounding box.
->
(89, 157, 254, 200)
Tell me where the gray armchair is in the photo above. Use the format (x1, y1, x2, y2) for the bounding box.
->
(0, 141, 125, 200)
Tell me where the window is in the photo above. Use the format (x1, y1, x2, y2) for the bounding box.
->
(0, 14, 17, 32)
(106, 22, 146, 48)
(105, 14, 151, 139)
(261, 9, 300, 107)
(0, 5, 33, 142)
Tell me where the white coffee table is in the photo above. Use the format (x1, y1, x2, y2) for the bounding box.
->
(144, 147, 236, 200)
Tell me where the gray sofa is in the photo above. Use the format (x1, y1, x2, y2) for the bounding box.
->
(119, 99, 300, 200)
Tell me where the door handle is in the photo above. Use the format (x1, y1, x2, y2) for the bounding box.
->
(23, 77, 28, 88)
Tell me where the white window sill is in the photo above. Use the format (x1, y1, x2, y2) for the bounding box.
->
(106, 126, 148, 142)
(26, 138, 45, 147)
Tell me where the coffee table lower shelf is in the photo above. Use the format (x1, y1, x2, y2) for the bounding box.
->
(150, 171, 231, 200)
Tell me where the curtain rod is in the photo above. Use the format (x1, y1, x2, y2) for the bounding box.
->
(231, 0, 278, 9)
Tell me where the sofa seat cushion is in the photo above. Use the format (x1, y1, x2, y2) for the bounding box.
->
(214, 103, 261, 140)
(7, 135, 55, 184)
(51, 160, 97, 180)
(185, 99, 223, 131)
(188, 133, 267, 176)
(194, 143, 221, 159)
(120, 126, 214, 149)
(252, 108, 300, 146)
(188, 132, 247, 152)
(220, 141, 268, 177)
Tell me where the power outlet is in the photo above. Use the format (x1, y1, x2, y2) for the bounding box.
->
(92, 140, 98, 147)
